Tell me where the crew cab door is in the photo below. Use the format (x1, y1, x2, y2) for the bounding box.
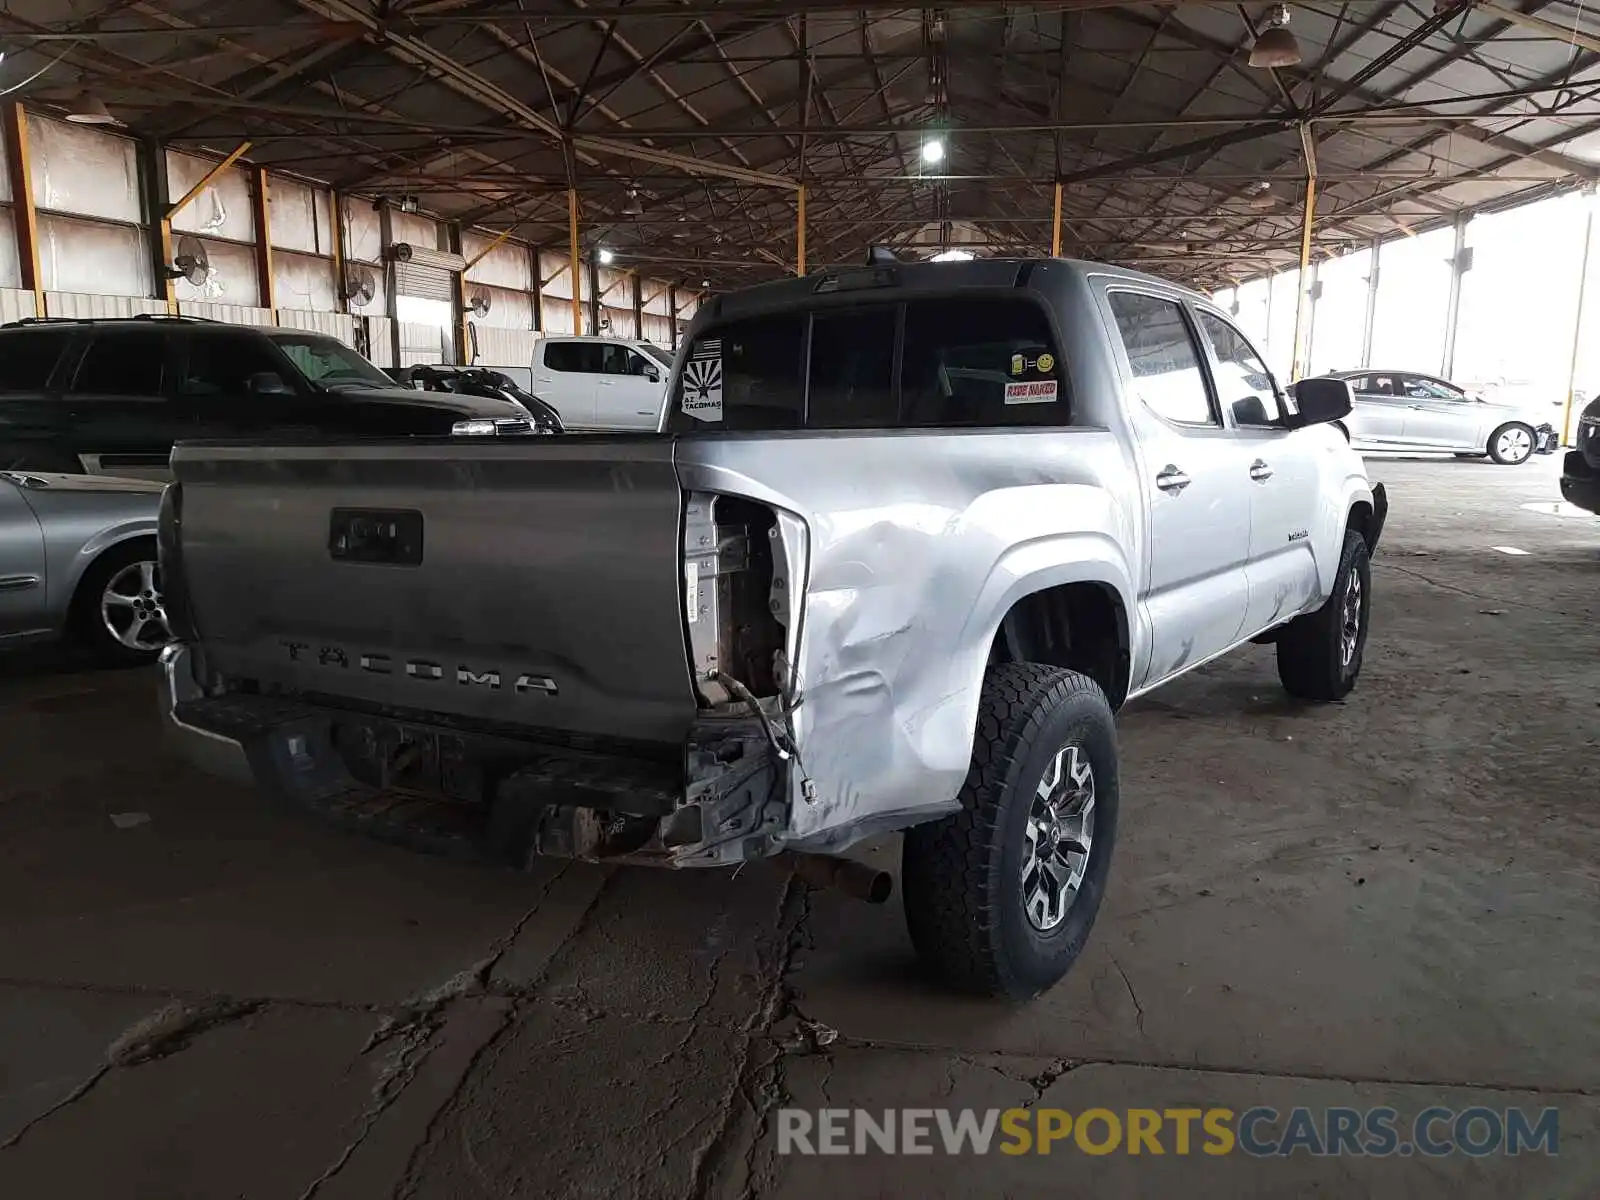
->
(1398, 374, 1477, 449)
(594, 343, 664, 430)
(533, 340, 598, 428)
(1194, 310, 1322, 637)
(1347, 373, 1409, 447)
(63, 329, 182, 479)
(1106, 289, 1253, 687)
(0, 474, 46, 637)
(173, 330, 324, 439)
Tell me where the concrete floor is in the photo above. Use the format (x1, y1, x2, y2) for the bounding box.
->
(0, 455, 1596, 1198)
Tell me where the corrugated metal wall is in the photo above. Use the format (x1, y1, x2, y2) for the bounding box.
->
(45, 291, 166, 318)
(0, 113, 704, 366)
(471, 324, 537, 368)
(278, 309, 357, 344)
(178, 301, 275, 326)
(399, 320, 446, 367)
(366, 317, 396, 368)
(0, 288, 36, 321)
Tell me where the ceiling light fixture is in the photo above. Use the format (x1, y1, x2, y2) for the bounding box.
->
(64, 92, 119, 126)
(921, 137, 945, 165)
(622, 187, 645, 217)
(598, 248, 615, 265)
(1248, 5, 1302, 70)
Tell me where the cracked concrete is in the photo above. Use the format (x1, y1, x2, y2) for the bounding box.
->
(0, 457, 1597, 1197)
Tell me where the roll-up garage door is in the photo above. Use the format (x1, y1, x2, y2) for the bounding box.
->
(392, 244, 465, 302)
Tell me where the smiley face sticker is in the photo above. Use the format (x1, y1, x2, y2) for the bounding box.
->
(1036, 352, 1055, 374)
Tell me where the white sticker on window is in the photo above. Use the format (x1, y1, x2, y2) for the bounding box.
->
(681, 353, 724, 422)
(685, 560, 700, 623)
(1004, 379, 1058, 405)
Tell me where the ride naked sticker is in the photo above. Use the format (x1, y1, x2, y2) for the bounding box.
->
(1004, 379, 1059, 405)
(681, 340, 724, 422)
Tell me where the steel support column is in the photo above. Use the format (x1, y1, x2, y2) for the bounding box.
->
(2, 104, 42, 317)
(568, 187, 582, 334)
(588, 252, 601, 337)
(1290, 127, 1317, 382)
(250, 165, 276, 317)
(379, 201, 400, 367)
(1051, 181, 1063, 257)
(668, 284, 677, 350)
(1361, 237, 1380, 368)
(1563, 197, 1596, 446)
(797, 183, 808, 275)
(1440, 212, 1470, 379)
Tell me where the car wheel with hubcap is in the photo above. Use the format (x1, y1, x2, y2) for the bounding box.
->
(901, 662, 1119, 999)
(73, 540, 171, 665)
(1275, 528, 1371, 701)
(1487, 422, 1535, 465)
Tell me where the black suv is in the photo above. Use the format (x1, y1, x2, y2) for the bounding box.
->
(1561, 393, 1600, 515)
(0, 316, 529, 476)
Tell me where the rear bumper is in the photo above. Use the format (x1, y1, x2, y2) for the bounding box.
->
(158, 642, 787, 867)
(159, 644, 253, 786)
(1560, 451, 1600, 515)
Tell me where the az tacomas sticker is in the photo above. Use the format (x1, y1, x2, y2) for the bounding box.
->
(681, 339, 724, 422)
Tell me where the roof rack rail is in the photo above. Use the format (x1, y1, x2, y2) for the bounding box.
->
(0, 313, 223, 329)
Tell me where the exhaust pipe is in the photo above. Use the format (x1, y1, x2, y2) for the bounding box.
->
(779, 852, 893, 904)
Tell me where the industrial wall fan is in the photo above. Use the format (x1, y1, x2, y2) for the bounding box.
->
(166, 236, 210, 286)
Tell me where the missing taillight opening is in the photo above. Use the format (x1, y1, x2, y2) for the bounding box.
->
(683, 493, 789, 707)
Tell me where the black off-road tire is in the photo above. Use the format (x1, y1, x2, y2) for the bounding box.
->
(1276, 529, 1370, 701)
(901, 663, 1119, 1000)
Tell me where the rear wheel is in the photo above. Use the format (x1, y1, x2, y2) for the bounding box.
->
(72, 540, 171, 665)
(1487, 422, 1535, 465)
(901, 663, 1119, 999)
(1276, 529, 1370, 701)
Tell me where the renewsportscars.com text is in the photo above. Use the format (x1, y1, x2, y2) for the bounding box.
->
(777, 1106, 1560, 1158)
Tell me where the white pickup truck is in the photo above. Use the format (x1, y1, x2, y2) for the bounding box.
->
(157, 256, 1385, 999)
(529, 334, 674, 430)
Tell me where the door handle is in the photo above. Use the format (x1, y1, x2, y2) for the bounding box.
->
(1249, 459, 1274, 482)
(1407, 403, 1424, 410)
(597, 379, 614, 387)
(1155, 465, 1191, 493)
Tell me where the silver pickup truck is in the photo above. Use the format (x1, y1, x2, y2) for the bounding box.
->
(158, 257, 1385, 999)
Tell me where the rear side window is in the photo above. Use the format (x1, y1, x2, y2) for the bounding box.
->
(543, 341, 601, 373)
(668, 296, 1064, 431)
(807, 307, 897, 428)
(900, 299, 1063, 427)
(71, 332, 166, 397)
(1108, 292, 1215, 427)
(677, 315, 805, 429)
(0, 329, 71, 392)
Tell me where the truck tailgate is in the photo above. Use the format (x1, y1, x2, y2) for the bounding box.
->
(171, 438, 696, 747)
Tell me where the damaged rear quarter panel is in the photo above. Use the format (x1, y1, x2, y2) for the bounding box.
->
(674, 428, 1139, 848)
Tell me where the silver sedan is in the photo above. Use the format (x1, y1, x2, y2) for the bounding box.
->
(1318, 370, 1558, 465)
(0, 471, 170, 663)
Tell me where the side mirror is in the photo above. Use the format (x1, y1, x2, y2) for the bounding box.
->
(247, 371, 293, 396)
(644, 364, 661, 383)
(1283, 376, 1352, 429)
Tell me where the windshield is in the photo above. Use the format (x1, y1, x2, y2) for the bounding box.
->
(270, 334, 394, 389)
(638, 344, 675, 369)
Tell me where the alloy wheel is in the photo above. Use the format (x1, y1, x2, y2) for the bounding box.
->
(100, 560, 171, 651)
(1340, 572, 1363, 669)
(1496, 427, 1533, 463)
(1021, 743, 1096, 932)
